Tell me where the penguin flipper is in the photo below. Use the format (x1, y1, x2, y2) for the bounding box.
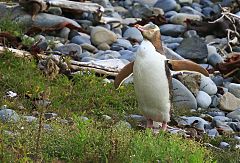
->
(114, 62, 134, 89)
(167, 60, 209, 77)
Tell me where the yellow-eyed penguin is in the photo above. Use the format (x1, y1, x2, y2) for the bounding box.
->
(114, 23, 209, 130)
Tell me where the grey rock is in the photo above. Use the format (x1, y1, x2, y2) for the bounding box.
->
(71, 35, 91, 45)
(98, 43, 111, 51)
(127, 114, 146, 122)
(207, 45, 217, 55)
(47, 7, 62, 16)
(165, 43, 180, 50)
(130, 3, 153, 18)
(119, 50, 136, 62)
(176, 37, 208, 60)
(35, 35, 46, 42)
(200, 0, 214, 7)
(161, 36, 183, 44)
(227, 122, 240, 132)
(176, 116, 209, 127)
(234, 135, 240, 141)
(208, 109, 225, 117)
(134, 0, 158, 7)
(192, 2, 202, 12)
(0, 4, 9, 19)
(154, 0, 177, 12)
(193, 119, 207, 131)
(180, 6, 204, 16)
(202, 7, 215, 17)
(68, 30, 80, 40)
(210, 95, 220, 107)
(91, 26, 117, 46)
(160, 24, 186, 37)
(212, 120, 234, 133)
(54, 43, 82, 60)
(23, 116, 37, 123)
(81, 43, 98, 53)
(199, 63, 213, 70)
(207, 128, 219, 138)
(207, 53, 224, 67)
(196, 91, 211, 109)
(172, 78, 198, 111)
(33, 36, 48, 51)
(221, 0, 234, 7)
(219, 142, 230, 149)
(16, 13, 80, 28)
(79, 51, 91, 59)
(220, 92, 240, 111)
(92, 0, 112, 7)
(43, 124, 52, 131)
(0, 108, 20, 123)
(37, 38, 48, 50)
(96, 50, 121, 60)
(102, 78, 111, 84)
(228, 83, 240, 98)
(102, 115, 112, 121)
(81, 57, 98, 62)
(115, 120, 132, 129)
(59, 27, 70, 39)
(184, 30, 198, 38)
(226, 108, 240, 121)
(170, 13, 202, 25)
(179, 0, 193, 4)
(165, 11, 178, 18)
(164, 47, 185, 60)
(211, 75, 224, 86)
(111, 38, 132, 50)
(211, 119, 225, 128)
(80, 116, 89, 121)
(236, 11, 240, 17)
(177, 73, 201, 95)
(45, 113, 57, 120)
(213, 116, 231, 122)
(123, 27, 143, 43)
(112, 27, 122, 36)
(200, 75, 217, 95)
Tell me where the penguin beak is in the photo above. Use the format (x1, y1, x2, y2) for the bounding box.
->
(167, 60, 209, 77)
(134, 24, 146, 32)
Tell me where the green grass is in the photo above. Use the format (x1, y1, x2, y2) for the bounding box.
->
(0, 15, 25, 37)
(0, 50, 213, 162)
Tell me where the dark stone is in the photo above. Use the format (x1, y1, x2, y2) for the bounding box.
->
(176, 36, 208, 60)
(154, 0, 177, 12)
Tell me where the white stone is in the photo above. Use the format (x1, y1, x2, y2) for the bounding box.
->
(200, 75, 217, 95)
(228, 83, 240, 98)
(220, 92, 240, 111)
(196, 91, 211, 109)
(226, 108, 240, 121)
(170, 13, 202, 26)
(179, 0, 193, 4)
(207, 45, 217, 55)
(91, 26, 117, 46)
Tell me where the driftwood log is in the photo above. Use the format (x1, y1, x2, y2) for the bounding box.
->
(0, 46, 123, 77)
(48, 0, 104, 13)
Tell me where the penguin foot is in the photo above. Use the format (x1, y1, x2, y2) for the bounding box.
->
(162, 121, 167, 131)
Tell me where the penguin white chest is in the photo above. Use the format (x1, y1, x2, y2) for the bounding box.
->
(133, 42, 171, 122)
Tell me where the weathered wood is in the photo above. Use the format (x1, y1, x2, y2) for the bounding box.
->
(48, 0, 104, 13)
(0, 46, 123, 76)
(71, 65, 118, 76)
(0, 46, 33, 58)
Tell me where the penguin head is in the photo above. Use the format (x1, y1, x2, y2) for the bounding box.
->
(135, 22, 160, 41)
